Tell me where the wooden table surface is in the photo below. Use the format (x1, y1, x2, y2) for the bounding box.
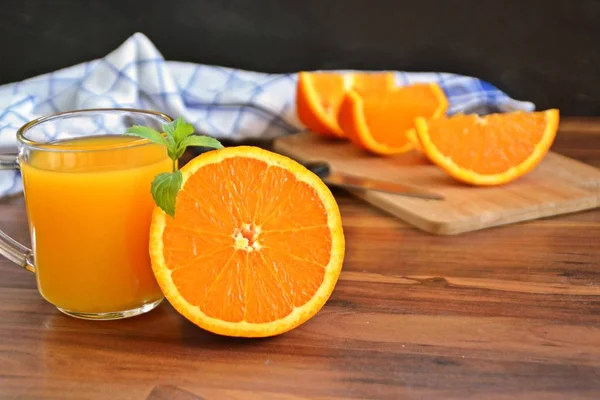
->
(1, 117, 599, 400)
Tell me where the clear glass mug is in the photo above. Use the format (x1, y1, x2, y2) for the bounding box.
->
(0, 109, 173, 320)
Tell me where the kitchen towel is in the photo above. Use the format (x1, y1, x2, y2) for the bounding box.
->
(0, 32, 534, 197)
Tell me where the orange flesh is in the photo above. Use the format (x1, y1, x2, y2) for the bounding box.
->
(362, 84, 447, 147)
(162, 157, 332, 324)
(424, 112, 548, 175)
(307, 72, 395, 117)
(352, 73, 397, 93)
(296, 73, 346, 136)
(297, 72, 396, 136)
(311, 74, 347, 119)
(313, 76, 346, 117)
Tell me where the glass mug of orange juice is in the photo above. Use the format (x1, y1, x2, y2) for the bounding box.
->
(0, 109, 173, 319)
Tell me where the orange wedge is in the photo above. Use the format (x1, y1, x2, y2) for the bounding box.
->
(338, 83, 448, 155)
(405, 129, 423, 152)
(296, 71, 395, 137)
(415, 109, 560, 185)
(149, 146, 345, 337)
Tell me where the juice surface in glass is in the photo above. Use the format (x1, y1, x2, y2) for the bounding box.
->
(20, 135, 171, 314)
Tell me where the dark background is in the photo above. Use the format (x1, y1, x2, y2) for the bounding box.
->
(1, 0, 599, 115)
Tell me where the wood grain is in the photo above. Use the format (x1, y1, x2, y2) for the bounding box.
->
(273, 129, 600, 235)
(0, 117, 599, 400)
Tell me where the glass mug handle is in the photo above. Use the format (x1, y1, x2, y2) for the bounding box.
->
(0, 154, 35, 273)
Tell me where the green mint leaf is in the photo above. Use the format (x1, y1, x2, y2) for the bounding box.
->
(162, 121, 175, 137)
(132, 117, 224, 219)
(167, 146, 178, 161)
(173, 135, 223, 161)
(126, 126, 168, 146)
(179, 135, 224, 151)
(174, 146, 187, 161)
(151, 171, 183, 217)
(163, 117, 195, 144)
(166, 134, 176, 149)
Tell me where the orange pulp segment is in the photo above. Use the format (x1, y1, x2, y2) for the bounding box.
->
(337, 83, 448, 155)
(296, 71, 396, 137)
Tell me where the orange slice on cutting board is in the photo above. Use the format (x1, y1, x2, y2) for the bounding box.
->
(405, 128, 423, 152)
(337, 83, 448, 155)
(415, 109, 560, 186)
(296, 71, 396, 137)
(149, 146, 345, 337)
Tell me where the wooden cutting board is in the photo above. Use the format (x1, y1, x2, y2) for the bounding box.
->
(273, 132, 600, 235)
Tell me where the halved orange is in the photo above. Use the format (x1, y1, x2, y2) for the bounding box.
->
(337, 83, 448, 155)
(415, 109, 560, 186)
(296, 71, 395, 137)
(149, 146, 345, 337)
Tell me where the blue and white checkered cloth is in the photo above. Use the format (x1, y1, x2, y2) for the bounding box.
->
(0, 32, 534, 197)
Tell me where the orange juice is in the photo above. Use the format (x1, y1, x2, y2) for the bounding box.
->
(20, 135, 171, 314)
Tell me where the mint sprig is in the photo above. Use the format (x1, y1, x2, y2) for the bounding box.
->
(126, 117, 223, 217)
(150, 171, 183, 218)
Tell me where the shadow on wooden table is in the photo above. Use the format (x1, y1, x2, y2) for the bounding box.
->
(39, 300, 276, 350)
(146, 384, 204, 400)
